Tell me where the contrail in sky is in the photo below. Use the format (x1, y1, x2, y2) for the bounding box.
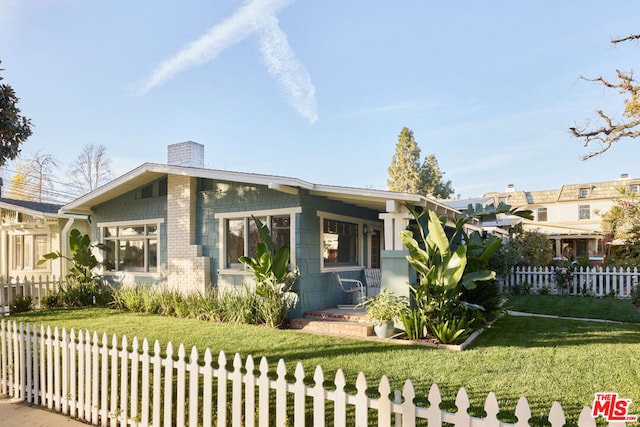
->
(136, 0, 318, 123)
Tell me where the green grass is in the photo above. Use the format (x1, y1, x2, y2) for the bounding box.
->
(10, 299, 640, 427)
(507, 294, 640, 323)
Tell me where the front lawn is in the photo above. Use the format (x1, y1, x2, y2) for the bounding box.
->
(10, 298, 640, 426)
(507, 294, 640, 323)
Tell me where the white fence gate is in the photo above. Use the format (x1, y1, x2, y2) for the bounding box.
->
(0, 320, 622, 427)
(0, 275, 63, 315)
(504, 266, 639, 298)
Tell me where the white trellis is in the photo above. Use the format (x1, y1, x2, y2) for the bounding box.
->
(0, 320, 622, 426)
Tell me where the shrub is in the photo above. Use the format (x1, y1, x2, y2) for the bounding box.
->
(10, 295, 32, 313)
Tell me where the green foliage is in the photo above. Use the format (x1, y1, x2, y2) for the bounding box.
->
(387, 127, 422, 193)
(10, 294, 32, 313)
(430, 317, 473, 344)
(399, 307, 427, 340)
(602, 189, 640, 266)
(239, 215, 298, 328)
(418, 154, 454, 199)
(39, 229, 109, 284)
(0, 61, 32, 166)
(387, 127, 454, 198)
(357, 289, 407, 322)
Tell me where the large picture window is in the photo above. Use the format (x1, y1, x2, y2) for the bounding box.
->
(100, 220, 162, 273)
(12, 234, 48, 271)
(216, 208, 299, 270)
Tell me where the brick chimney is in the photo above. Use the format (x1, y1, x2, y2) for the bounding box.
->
(167, 141, 204, 168)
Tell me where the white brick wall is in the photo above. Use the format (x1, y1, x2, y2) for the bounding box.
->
(166, 174, 210, 293)
(167, 141, 205, 168)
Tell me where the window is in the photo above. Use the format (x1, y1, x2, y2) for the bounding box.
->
(323, 218, 359, 267)
(12, 234, 48, 271)
(579, 204, 590, 220)
(215, 208, 299, 270)
(579, 188, 590, 198)
(630, 184, 639, 194)
(100, 220, 162, 273)
(498, 197, 507, 204)
(537, 207, 547, 222)
(141, 184, 153, 199)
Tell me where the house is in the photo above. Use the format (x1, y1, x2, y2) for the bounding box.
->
(0, 198, 89, 281)
(59, 141, 462, 317)
(483, 175, 640, 260)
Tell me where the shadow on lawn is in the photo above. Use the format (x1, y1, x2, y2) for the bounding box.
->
(472, 314, 640, 348)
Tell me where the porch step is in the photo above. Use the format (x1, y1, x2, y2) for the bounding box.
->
(289, 308, 373, 338)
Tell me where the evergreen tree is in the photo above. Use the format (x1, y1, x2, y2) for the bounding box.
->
(0, 62, 32, 166)
(387, 127, 421, 193)
(419, 154, 454, 198)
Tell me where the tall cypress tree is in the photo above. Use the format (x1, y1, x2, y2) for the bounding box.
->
(387, 127, 422, 193)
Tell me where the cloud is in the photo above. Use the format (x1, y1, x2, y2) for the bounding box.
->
(136, 0, 318, 123)
(257, 15, 317, 123)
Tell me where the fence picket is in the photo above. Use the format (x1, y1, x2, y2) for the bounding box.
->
(244, 355, 256, 427)
(507, 266, 639, 298)
(188, 347, 199, 427)
(514, 396, 531, 427)
(453, 388, 470, 427)
(0, 322, 621, 427)
(231, 353, 242, 427)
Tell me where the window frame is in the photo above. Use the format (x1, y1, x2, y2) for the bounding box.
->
(215, 207, 301, 273)
(11, 233, 49, 272)
(98, 219, 164, 275)
(579, 188, 590, 198)
(318, 211, 368, 272)
(537, 207, 548, 222)
(578, 204, 591, 220)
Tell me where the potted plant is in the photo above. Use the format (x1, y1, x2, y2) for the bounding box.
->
(358, 289, 406, 338)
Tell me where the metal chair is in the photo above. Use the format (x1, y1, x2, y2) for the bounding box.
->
(335, 273, 365, 308)
(364, 268, 382, 297)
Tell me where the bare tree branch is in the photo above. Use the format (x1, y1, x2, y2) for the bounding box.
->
(612, 34, 640, 44)
(571, 35, 640, 159)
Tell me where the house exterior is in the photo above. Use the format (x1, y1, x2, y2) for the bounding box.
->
(483, 175, 640, 260)
(0, 198, 89, 281)
(59, 141, 461, 317)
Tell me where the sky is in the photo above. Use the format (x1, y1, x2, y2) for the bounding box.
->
(1, 0, 640, 202)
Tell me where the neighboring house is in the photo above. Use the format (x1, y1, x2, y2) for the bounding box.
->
(442, 197, 515, 239)
(59, 141, 462, 317)
(0, 198, 89, 281)
(483, 176, 640, 260)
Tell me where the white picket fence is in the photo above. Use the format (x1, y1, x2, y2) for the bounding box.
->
(0, 275, 64, 315)
(0, 320, 622, 427)
(504, 266, 639, 298)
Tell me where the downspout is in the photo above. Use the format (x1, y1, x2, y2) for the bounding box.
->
(60, 218, 75, 279)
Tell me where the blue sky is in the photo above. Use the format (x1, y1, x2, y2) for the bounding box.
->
(1, 0, 639, 200)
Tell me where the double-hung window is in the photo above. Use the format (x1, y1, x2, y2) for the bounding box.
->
(537, 207, 548, 222)
(99, 220, 163, 273)
(216, 208, 300, 270)
(12, 234, 48, 271)
(578, 205, 590, 220)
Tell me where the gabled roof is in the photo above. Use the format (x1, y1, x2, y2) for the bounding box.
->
(0, 197, 64, 217)
(60, 163, 458, 216)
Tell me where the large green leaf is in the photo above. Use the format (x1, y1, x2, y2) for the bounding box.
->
(272, 246, 290, 280)
(426, 210, 450, 256)
(441, 245, 467, 289)
(460, 270, 496, 290)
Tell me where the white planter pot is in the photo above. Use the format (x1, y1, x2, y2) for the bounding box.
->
(373, 320, 395, 338)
